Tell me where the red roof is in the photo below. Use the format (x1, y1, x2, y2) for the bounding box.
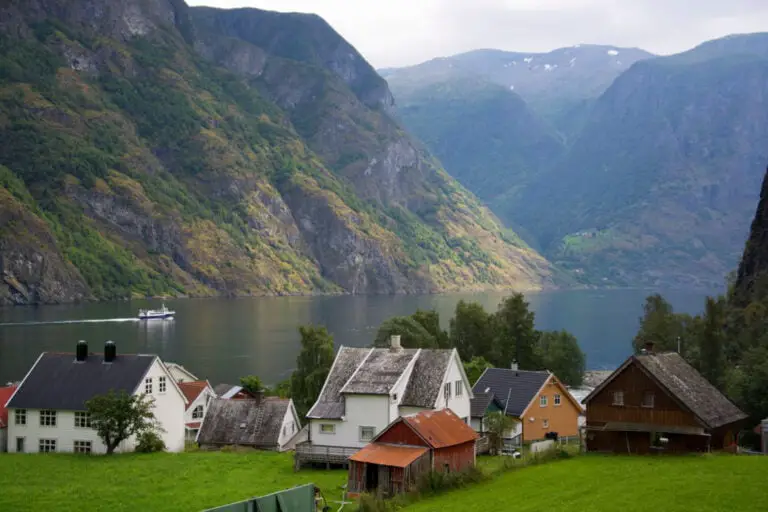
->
(350, 444, 429, 468)
(0, 385, 18, 428)
(186, 422, 202, 429)
(401, 409, 479, 449)
(178, 381, 210, 411)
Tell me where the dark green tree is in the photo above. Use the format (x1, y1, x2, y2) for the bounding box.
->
(463, 356, 493, 386)
(290, 325, 335, 418)
(699, 296, 727, 388)
(450, 300, 494, 361)
(536, 330, 586, 387)
(239, 375, 264, 395)
(632, 294, 691, 354)
(374, 315, 439, 348)
(492, 294, 540, 369)
(411, 309, 449, 347)
(86, 390, 159, 455)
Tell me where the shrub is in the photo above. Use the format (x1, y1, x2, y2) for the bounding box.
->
(135, 431, 166, 453)
(415, 466, 487, 497)
(357, 494, 399, 512)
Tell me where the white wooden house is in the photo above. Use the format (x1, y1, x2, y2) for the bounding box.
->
(165, 362, 199, 384)
(5, 341, 187, 454)
(296, 336, 472, 465)
(178, 380, 216, 441)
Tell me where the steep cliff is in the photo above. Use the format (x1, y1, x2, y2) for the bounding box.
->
(734, 167, 768, 305)
(0, 0, 555, 304)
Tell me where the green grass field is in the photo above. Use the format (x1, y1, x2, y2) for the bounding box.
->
(407, 455, 768, 511)
(0, 451, 347, 512)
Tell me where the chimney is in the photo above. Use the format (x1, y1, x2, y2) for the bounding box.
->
(643, 341, 655, 354)
(253, 389, 264, 406)
(75, 340, 88, 362)
(390, 334, 402, 352)
(510, 360, 519, 371)
(104, 340, 117, 363)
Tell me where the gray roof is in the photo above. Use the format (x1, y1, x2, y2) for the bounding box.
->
(472, 368, 550, 417)
(7, 352, 155, 411)
(470, 391, 501, 418)
(401, 349, 452, 408)
(634, 352, 748, 429)
(197, 397, 293, 447)
(307, 346, 455, 419)
(213, 383, 235, 396)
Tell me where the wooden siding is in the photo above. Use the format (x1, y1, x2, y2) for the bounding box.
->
(347, 451, 430, 496)
(375, 421, 428, 447)
(521, 376, 581, 441)
(586, 430, 709, 454)
(586, 363, 700, 428)
(433, 441, 475, 473)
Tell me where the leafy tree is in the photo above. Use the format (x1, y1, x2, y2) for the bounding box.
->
(411, 309, 449, 348)
(463, 356, 493, 386)
(290, 325, 335, 418)
(729, 346, 768, 421)
(450, 300, 494, 361)
(699, 296, 727, 388)
(632, 294, 691, 354)
(537, 330, 586, 387)
(270, 379, 292, 398)
(86, 390, 159, 455)
(239, 375, 265, 395)
(492, 294, 540, 369)
(374, 315, 439, 348)
(485, 411, 515, 455)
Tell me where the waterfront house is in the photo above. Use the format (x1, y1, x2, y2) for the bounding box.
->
(196, 396, 301, 451)
(165, 362, 199, 383)
(582, 342, 748, 454)
(0, 384, 17, 452)
(297, 335, 472, 467)
(5, 341, 187, 454)
(347, 409, 478, 497)
(178, 380, 216, 441)
(471, 365, 583, 447)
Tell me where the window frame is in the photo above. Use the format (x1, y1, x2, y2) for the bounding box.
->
(145, 377, 153, 394)
(612, 390, 624, 406)
(359, 426, 375, 442)
(553, 394, 562, 406)
(539, 395, 548, 407)
(74, 411, 92, 428)
(14, 409, 26, 426)
(319, 423, 336, 434)
(192, 405, 204, 419)
(455, 380, 463, 396)
(15, 437, 25, 453)
(543, 418, 549, 429)
(158, 376, 167, 394)
(39, 409, 57, 427)
(642, 391, 655, 408)
(444, 382, 452, 400)
(74, 440, 92, 454)
(39, 438, 57, 453)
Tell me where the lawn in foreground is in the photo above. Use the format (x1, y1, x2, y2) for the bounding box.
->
(406, 454, 768, 511)
(0, 451, 347, 512)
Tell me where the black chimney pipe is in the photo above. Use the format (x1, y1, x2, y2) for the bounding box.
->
(104, 340, 116, 363)
(76, 340, 88, 362)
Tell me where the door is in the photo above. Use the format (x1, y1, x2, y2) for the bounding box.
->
(365, 463, 379, 492)
(16, 437, 25, 453)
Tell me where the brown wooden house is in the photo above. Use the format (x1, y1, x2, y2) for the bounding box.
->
(582, 344, 748, 454)
(347, 409, 478, 497)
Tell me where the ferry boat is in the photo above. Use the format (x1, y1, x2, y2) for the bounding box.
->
(138, 303, 175, 320)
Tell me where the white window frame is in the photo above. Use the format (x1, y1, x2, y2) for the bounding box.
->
(74, 411, 92, 428)
(145, 377, 153, 394)
(74, 440, 92, 454)
(14, 409, 26, 426)
(40, 409, 57, 427)
(642, 391, 655, 408)
(359, 426, 375, 442)
(16, 437, 25, 453)
(543, 419, 549, 429)
(540, 395, 548, 407)
(612, 390, 624, 406)
(319, 423, 335, 434)
(39, 438, 57, 453)
(192, 405, 204, 419)
(159, 376, 167, 393)
(554, 394, 562, 406)
(444, 382, 452, 400)
(455, 380, 463, 396)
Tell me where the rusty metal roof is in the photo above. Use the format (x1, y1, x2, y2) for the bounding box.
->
(402, 409, 479, 449)
(349, 443, 429, 468)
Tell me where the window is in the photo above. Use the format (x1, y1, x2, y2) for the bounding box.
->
(16, 437, 25, 453)
(159, 376, 167, 393)
(543, 419, 549, 429)
(145, 377, 153, 394)
(444, 382, 452, 400)
(360, 426, 375, 442)
(14, 409, 26, 426)
(392, 393, 398, 402)
(74, 440, 92, 454)
(612, 391, 624, 406)
(642, 391, 655, 408)
(540, 395, 548, 407)
(320, 424, 335, 434)
(40, 410, 57, 427)
(39, 439, 57, 453)
(75, 412, 92, 428)
(554, 394, 561, 406)
(192, 405, 204, 419)
(455, 381, 463, 396)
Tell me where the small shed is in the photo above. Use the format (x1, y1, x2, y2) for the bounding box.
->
(347, 409, 478, 497)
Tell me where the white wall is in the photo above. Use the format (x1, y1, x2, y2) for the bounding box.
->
(168, 365, 197, 384)
(142, 359, 186, 452)
(433, 353, 471, 422)
(276, 400, 300, 451)
(0, 427, 6, 452)
(310, 394, 390, 448)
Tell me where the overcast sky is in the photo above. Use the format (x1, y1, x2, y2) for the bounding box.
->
(186, 0, 768, 68)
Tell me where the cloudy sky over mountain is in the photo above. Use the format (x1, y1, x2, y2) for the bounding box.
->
(187, 0, 768, 67)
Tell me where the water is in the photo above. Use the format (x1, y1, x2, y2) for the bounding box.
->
(0, 289, 713, 386)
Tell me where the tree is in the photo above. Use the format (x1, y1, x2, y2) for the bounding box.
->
(450, 300, 493, 361)
(485, 411, 515, 455)
(239, 375, 264, 396)
(492, 294, 540, 369)
(86, 390, 159, 455)
(290, 325, 335, 418)
(411, 309, 449, 348)
(374, 315, 439, 349)
(699, 296, 727, 388)
(536, 330, 586, 387)
(633, 294, 690, 353)
(463, 356, 493, 386)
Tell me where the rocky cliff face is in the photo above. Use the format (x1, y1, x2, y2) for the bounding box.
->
(734, 167, 768, 305)
(0, 0, 556, 303)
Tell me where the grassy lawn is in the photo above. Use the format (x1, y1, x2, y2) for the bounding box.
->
(406, 454, 768, 511)
(0, 451, 347, 512)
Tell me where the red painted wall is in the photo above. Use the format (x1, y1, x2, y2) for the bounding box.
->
(433, 441, 475, 473)
(376, 421, 428, 447)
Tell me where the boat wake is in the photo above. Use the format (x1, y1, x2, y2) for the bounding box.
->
(0, 318, 140, 327)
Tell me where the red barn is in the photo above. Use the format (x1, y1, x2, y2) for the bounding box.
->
(347, 409, 478, 497)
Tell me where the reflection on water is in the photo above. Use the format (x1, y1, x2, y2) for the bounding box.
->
(0, 289, 713, 386)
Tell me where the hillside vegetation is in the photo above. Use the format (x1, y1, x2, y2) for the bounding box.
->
(0, 0, 555, 305)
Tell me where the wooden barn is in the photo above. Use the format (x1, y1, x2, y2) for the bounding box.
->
(582, 343, 748, 454)
(347, 409, 478, 497)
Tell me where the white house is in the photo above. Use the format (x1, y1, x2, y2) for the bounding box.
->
(0, 384, 17, 452)
(5, 341, 187, 454)
(166, 362, 199, 384)
(178, 380, 216, 441)
(303, 335, 472, 451)
(196, 396, 302, 451)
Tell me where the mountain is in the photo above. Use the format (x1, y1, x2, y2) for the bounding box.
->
(0, 0, 556, 305)
(734, 167, 768, 306)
